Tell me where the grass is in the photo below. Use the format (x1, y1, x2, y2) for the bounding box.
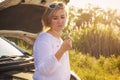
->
(69, 50, 120, 80)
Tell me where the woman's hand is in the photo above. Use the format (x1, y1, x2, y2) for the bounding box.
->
(55, 36, 72, 61)
(61, 36, 72, 52)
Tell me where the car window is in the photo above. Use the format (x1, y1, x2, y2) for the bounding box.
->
(0, 38, 23, 57)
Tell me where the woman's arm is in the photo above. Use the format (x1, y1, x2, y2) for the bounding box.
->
(33, 39, 60, 76)
(55, 37, 72, 61)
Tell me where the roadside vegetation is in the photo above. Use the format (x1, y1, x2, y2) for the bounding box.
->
(69, 50, 120, 80)
(65, 5, 120, 80)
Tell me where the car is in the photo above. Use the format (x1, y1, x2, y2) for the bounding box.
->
(0, 37, 34, 79)
(0, 37, 80, 80)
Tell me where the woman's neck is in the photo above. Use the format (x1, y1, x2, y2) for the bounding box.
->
(47, 29, 62, 38)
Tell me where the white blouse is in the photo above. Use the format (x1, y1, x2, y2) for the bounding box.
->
(33, 32, 70, 80)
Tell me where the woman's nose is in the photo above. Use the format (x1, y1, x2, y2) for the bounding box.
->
(57, 19, 63, 24)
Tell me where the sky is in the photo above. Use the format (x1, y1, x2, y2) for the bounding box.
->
(68, 0, 120, 11)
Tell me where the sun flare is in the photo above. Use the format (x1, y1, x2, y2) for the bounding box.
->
(68, 0, 120, 11)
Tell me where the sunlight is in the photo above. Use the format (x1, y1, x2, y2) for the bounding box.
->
(0, 0, 4, 3)
(68, 0, 120, 10)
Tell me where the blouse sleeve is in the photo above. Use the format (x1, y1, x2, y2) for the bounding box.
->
(33, 36, 61, 76)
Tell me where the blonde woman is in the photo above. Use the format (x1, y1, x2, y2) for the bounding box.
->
(33, 2, 72, 80)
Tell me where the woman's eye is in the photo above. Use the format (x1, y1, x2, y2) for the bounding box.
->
(61, 15, 66, 19)
(52, 16, 66, 20)
(53, 17, 58, 20)
(61, 16, 65, 19)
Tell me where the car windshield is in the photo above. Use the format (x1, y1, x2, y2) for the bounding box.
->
(0, 38, 23, 57)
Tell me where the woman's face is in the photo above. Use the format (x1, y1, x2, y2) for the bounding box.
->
(50, 9, 67, 32)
